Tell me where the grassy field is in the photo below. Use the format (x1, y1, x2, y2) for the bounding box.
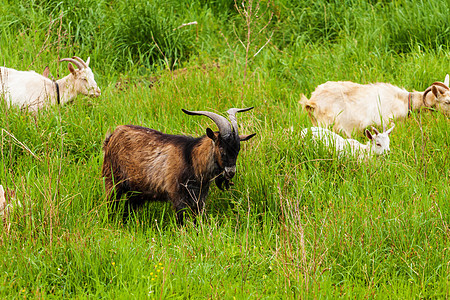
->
(1, 0, 449, 298)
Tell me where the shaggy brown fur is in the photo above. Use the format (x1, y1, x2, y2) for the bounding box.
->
(102, 116, 255, 225)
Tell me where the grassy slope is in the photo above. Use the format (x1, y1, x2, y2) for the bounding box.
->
(1, 0, 449, 298)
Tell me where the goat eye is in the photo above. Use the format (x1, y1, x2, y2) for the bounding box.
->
(376, 143, 381, 147)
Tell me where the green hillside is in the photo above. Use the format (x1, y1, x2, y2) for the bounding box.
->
(1, 0, 449, 298)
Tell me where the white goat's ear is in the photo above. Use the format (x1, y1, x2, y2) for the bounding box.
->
(444, 74, 449, 86)
(386, 124, 395, 135)
(365, 129, 373, 140)
(86, 57, 90, 66)
(42, 66, 50, 78)
(431, 85, 439, 97)
(68, 63, 76, 75)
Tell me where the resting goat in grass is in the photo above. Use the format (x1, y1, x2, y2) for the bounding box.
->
(300, 75, 450, 137)
(102, 108, 256, 225)
(0, 56, 101, 111)
(301, 125, 394, 161)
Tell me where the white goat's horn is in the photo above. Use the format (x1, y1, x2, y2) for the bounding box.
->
(72, 56, 88, 68)
(431, 81, 449, 90)
(371, 126, 380, 135)
(60, 57, 84, 70)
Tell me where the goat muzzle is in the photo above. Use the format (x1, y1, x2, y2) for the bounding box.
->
(215, 166, 236, 190)
(89, 88, 101, 98)
(224, 166, 236, 180)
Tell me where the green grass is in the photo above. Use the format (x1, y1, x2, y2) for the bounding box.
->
(1, 0, 449, 298)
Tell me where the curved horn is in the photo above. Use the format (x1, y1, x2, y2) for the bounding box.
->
(423, 86, 433, 100)
(72, 56, 88, 68)
(371, 126, 380, 135)
(431, 81, 449, 90)
(60, 57, 84, 70)
(227, 107, 254, 135)
(182, 109, 232, 136)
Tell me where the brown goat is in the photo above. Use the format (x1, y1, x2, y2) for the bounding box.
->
(102, 108, 256, 225)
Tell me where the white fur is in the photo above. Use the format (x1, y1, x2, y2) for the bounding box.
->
(300, 75, 450, 137)
(301, 125, 395, 161)
(0, 57, 101, 111)
(0, 185, 6, 215)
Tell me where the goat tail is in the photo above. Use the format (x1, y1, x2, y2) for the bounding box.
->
(300, 94, 317, 124)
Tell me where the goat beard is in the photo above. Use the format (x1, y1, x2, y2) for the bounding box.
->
(215, 175, 234, 191)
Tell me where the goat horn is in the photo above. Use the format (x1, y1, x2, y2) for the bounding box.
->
(227, 107, 254, 135)
(182, 109, 232, 136)
(371, 126, 380, 135)
(432, 81, 449, 90)
(72, 56, 88, 68)
(423, 82, 449, 105)
(423, 86, 433, 99)
(60, 57, 84, 70)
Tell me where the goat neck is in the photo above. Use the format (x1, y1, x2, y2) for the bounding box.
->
(54, 74, 78, 105)
(52, 80, 61, 105)
(191, 137, 216, 180)
(407, 91, 427, 110)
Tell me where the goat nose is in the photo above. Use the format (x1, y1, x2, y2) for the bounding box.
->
(224, 166, 236, 179)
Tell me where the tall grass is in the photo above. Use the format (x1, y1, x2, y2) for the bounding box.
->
(1, 0, 449, 298)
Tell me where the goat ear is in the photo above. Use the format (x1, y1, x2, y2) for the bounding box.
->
(206, 128, 218, 141)
(240, 133, 256, 141)
(432, 85, 439, 97)
(365, 129, 373, 140)
(385, 124, 395, 135)
(424, 86, 438, 106)
(67, 63, 76, 75)
(42, 66, 50, 78)
(444, 74, 449, 86)
(86, 57, 90, 66)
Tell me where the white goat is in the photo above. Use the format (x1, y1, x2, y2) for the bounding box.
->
(300, 75, 450, 137)
(0, 185, 6, 215)
(301, 125, 395, 161)
(0, 56, 101, 111)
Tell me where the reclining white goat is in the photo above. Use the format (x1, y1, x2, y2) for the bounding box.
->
(301, 125, 395, 161)
(0, 56, 100, 111)
(300, 75, 450, 137)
